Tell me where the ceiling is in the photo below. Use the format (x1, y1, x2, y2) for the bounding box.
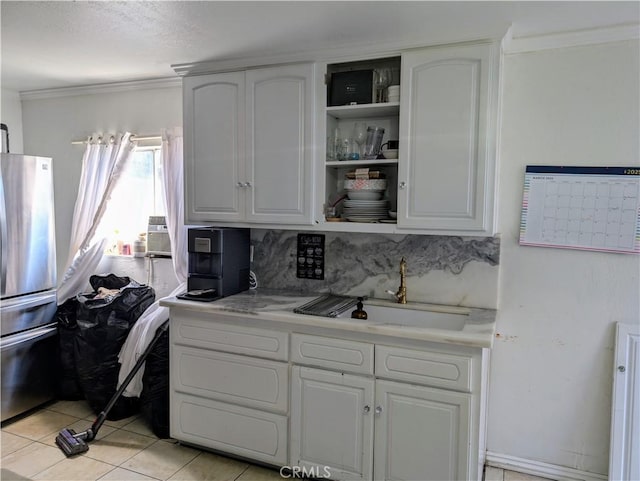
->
(1, 1, 638, 92)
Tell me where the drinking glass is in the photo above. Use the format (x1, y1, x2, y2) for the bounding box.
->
(343, 138, 359, 160)
(326, 136, 336, 161)
(362, 126, 385, 159)
(374, 69, 391, 103)
(332, 127, 344, 161)
(352, 122, 367, 157)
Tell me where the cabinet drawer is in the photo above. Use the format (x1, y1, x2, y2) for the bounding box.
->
(173, 313, 288, 361)
(291, 334, 374, 375)
(375, 345, 473, 392)
(172, 392, 287, 466)
(173, 346, 288, 413)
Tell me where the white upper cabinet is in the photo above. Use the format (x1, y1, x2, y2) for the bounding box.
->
(398, 42, 500, 233)
(183, 63, 316, 225)
(181, 39, 501, 233)
(245, 64, 315, 224)
(184, 71, 245, 223)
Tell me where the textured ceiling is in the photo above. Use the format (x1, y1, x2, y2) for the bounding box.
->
(1, 1, 638, 92)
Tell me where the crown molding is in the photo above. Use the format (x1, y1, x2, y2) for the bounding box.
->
(20, 77, 182, 101)
(504, 23, 639, 55)
(172, 30, 508, 77)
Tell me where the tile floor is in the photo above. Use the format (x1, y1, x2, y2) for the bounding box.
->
(1, 400, 554, 481)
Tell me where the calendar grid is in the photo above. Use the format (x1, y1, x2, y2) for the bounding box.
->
(520, 166, 640, 254)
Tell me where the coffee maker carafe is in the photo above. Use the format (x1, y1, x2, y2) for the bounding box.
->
(185, 227, 250, 300)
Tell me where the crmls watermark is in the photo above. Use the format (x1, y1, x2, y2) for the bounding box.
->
(279, 465, 332, 479)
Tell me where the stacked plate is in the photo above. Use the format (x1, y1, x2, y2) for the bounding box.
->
(343, 199, 390, 222)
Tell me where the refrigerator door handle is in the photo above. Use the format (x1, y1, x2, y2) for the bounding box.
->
(0, 324, 57, 350)
(0, 170, 7, 293)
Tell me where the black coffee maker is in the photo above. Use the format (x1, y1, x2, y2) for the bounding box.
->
(184, 227, 250, 300)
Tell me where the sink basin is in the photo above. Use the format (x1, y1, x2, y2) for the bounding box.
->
(337, 303, 468, 331)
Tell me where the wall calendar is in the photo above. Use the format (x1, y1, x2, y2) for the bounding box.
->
(520, 166, 640, 254)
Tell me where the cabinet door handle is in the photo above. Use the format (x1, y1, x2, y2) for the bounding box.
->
(236, 182, 244, 188)
(375, 405, 383, 415)
(399, 181, 406, 190)
(363, 405, 371, 414)
(244, 182, 252, 188)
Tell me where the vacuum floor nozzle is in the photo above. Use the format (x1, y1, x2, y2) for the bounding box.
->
(55, 428, 89, 457)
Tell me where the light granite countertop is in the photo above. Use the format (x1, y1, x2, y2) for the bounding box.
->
(160, 289, 496, 348)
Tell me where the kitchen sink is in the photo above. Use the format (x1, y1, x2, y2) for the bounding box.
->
(337, 303, 468, 331)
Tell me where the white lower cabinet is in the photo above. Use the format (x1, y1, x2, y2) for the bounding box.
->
(170, 315, 289, 465)
(290, 366, 375, 481)
(173, 346, 289, 413)
(172, 392, 288, 465)
(374, 380, 472, 481)
(169, 313, 486, 481)
(289, 335, 480, 481)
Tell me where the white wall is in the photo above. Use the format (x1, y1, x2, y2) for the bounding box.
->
(1, 87, 24, 153)
(21, 83, 182, 278)
(488, 39, 639, 476)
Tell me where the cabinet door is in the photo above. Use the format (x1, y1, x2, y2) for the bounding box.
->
(245, 64, 315, 224)
(290, 366, 374, 481)
(398, 42, 498, 233)
(374, 380, 472, 481)
(183, 72, 246, 222)
(609, 322, 640, 481)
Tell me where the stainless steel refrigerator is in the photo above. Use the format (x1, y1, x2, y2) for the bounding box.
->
(1, 153, 58, 421)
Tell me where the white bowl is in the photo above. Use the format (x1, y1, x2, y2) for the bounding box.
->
(344, 179, 387, 190)
(347, 190, 384, 200)
(383, 149, 398, 159)
(389, 210, 397, 219)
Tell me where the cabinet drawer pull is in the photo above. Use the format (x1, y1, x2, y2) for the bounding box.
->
(363, 405, 371, 414)
(375, 405, 383, 415)
(399, 181, 406, 190)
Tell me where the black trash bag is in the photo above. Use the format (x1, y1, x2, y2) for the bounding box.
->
(55, 297, 83, 400)
(140, 325, 170, 438)
(88, 273, 133, 291)
(74, 274, 155, 420)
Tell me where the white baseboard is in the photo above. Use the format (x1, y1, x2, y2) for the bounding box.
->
(485, 451, 607, 481)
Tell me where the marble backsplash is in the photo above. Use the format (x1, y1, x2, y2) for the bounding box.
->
(251, 230, 500, 309)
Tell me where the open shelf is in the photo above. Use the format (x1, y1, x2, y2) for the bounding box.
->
(324, 56, 402, 228)
(326, 159, 398, 167)
(326, 102, 400, 120)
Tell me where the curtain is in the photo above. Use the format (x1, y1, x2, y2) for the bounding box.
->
(117, 127, 187, 397)
(57, 133, 135, 304)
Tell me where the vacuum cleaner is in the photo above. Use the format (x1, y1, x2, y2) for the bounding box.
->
(55, 319, 169, 457)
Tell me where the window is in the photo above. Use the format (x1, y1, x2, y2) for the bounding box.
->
(97, 147, 165, 255)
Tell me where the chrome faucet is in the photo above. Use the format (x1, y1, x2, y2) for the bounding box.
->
(386, 257, 407, 304)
